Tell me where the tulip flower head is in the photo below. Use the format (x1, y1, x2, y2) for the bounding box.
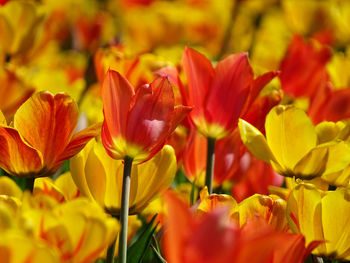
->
(0, 91, 100, 178)
(70, 140, 177, 215)
(181, 46, 277, 139)
(239, 105, 350, 179)
(101, 69, 192, 163)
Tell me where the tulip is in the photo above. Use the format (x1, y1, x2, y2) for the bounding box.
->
(181, 47, 277, 193)
(287, 182, 350, 260)
(164, 191, 319, 263)
(0, 92, 100, 187)
(101, 69, 191, 163)
(279, 35, 331, 99)
(238, 105, 350, 179)
(70, 140, 177, 215)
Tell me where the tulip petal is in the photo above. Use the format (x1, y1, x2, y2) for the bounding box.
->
(238, 119, 278, 166)
(265, 106, 317, 172)
(286, 183, 325, 253)
(101, 70, 134, 140)
(205, 53, 253, 131)
(56, 122, 101, 164)
(0, 110, 6, 125)
(164, 191, 193, 263)
(131, 145, 177, 213)
(0, 126, 42, 176)
(14, 92, 78, 168)
(322, 141, 350, 176)
(322, 188, 350, 259)
(182, 46, 214, 120)
(69, 141, 95, 200)
(293, 146, 328, 179)
(126, 77, 174, 157)
(241, 71, 279, 116)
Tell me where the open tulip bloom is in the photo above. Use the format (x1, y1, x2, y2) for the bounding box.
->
(0, 91, 100, 180)
(239, 105, 350, 180)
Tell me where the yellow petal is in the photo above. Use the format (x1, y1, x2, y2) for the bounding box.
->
(0, 110, 6, 125)
(286, 182, 325, 254)
(316, 121, 340, 144)
(238, 194, 288, 231)
(323, 141, 350, 176)
(321, 188, 350, 259)
(265, 106, 317, 172)
(0, 176, 22, 198)
(131, 145, 177, 213)
(70, 140, 95, 200)
(293, 145, 328, 179)
(238, 118, 278, 165)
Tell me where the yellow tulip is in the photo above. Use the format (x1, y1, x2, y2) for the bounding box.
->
(0, 231, 59, 263)
(21, 197, 118, 263)
(70, 140, 177, 215)
(239, 105, 350, 179)
(0, 0, 44, 58)
(238, 194, 288, 231)
(287, 182, 350, 260)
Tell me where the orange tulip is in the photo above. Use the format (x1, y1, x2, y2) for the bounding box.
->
(181, 46, 277, 139)
(163, 191, 320, 263)
(101, 69, 192, 163)
(0, 91, 100, 178)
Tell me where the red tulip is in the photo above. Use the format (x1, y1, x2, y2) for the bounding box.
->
(181, 46, 277, 139)
(101, 69, 192, 163)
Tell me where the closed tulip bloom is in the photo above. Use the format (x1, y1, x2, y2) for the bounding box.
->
(238, 105, 350, 179)
(70, 140, 177, 215)
(0, 91, 100, 178)
(287, 182, 350, 260)
(101, 69, 191, 163)
(181, 46, 277, 139)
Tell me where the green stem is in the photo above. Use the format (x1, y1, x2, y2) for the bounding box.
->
(205, 137, 216, 194)
(118, 156, 133, 263)
(25, 178, 35, 193)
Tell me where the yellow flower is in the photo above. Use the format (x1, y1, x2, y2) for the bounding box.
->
(70, 140, 177, 215)
(287, 182, 350, 260)
(0, 231, 59, 263)
(239, 105, 350, 179)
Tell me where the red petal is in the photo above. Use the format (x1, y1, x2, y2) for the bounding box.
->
(182, 47, 214, 120)
(126, 77, 174, 151)
(205, 53, 253, 132)
(101, 69, 134, 140)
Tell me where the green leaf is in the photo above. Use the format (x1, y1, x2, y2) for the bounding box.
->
(124, 214, 158, 263)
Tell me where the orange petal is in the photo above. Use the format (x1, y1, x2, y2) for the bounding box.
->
(14, 92, 79, 168)
(164, 191, 193, 263)
(0, 126, 42, 176)
(56, 122, 101, 165)
(101, 70, 134, 140)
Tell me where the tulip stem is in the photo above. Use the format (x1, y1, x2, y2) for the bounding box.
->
(311, 255, 324, 263)
(106, 228, 117, 263)
(118, 156, 133, 263)
(205, 137, 216, 194)
(25, 178, 35, 193)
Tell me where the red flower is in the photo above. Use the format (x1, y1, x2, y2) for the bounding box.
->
(101, 69, 192, 163)
(279, 35, 331, 99)
(181, 46, 277, 139)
